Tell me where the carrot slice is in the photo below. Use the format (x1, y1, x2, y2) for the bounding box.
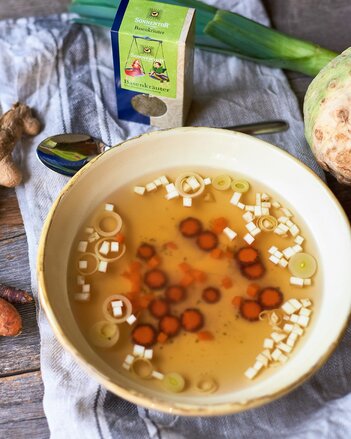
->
(210, 248, 223, 259)
(232, 295, 243, 308)
(247, 283, 260, 298)
(137, 243, 156, 261)
(202, 287, 221, 304)
(179, 217, 203, 238)
(159, 314, 181, 337)
(211, 217, 228, 234)
(165, 285, 187, 303)
(236, 247, 259, 265)
(258, 287, 283, 310)
(148, 298, 170, 319)
(157, 332, 168, 344)
(147, 255, 161, 269)
(196, 231, 218, 252)
(115, 232, 125, 243)
(132, 324, 157, 347)
(181, 308, 204, 332)
(197, 330, 214, 341)
(240, 300, 262, 321)
(241, 263, 265, 280)
(221, 276, 233, 289)
(144, 269, 168, 290)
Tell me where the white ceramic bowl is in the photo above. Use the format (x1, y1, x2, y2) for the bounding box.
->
(38, 127, 351, 415)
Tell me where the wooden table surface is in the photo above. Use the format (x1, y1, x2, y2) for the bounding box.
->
(1, 1, 350, 437)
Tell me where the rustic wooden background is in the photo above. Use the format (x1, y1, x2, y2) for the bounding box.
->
(0, 0, 350, 437)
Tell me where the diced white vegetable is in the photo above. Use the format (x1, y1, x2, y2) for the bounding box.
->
(165, 191, 179, 200)
(301, 298, 312, 307)
(303, 279, 312, 286)
(98, 261, 108, 273)
(278, 223, 289, 233)
(124, 354, 134, 365)
(230, 192, 242, 206)
(82, 284, 90, 293)
(272, 201, 281, 208)
(278, 353, 288, 364)
(271, 348, 283, 361)
(182, 182, 192, 193)
(99, 241, 110, 255)
(133, 345, 145, 357)
(282, 247, 295, 259)
(159, 175, 169, 185)
(299, 308, 311, 317)
(256, 353, 269, 367)
(274, 227, 285, 236)
(292, 325, 304, 336)
(278, 258, 288, 268)
(111, 300, 123, 308)
(183, 197, 192, 207)
(269, 255, 280, 265)
(283, 323, 294, 333)
(261, 207, 270, 216)
(278, 216, 288, 224)
(261, 202, 271, 208)
(186, 176, 201, 190)
(113, 307, 122, 317)
(74, 292, 90, 302)
(203, 177, 211, 185)
(261, 193, 270, 201)
(245, 205, 255, 212)
(79, 260, 88, 269)
(105, 203, 114, 212)
(289, 299, 302, 310)
(85, 227, 94, 234)
(122, 362, 131, 371)
(297, 315, 310, 328)
(286, 334, 298, 347)
(152, 371, 164, 380)
(254, 206, 262, 217)
(274, 250, 283, 259)
(134, 186, 146, 195)
(77, 241, 88, 252)
(243, 233, 255, 245)
(277, 342, 292, 353)
(261, 349, 272, 361)
(146, 182, 157, 192)
(144, 349, 153, 360)
(251, 227, 261, 237)
(77, 275, 85, 286)
(286, 220, 293, 228)
(271, 332, 286, 343)
(294, 235, 305, 245)
(290, 276, 304, 287)
(281, 207, 293, 217)
(271, 312, 280, 324)
(282, 301, 296, 315)
(242, 211, 254, 223)
(289, 225, 300, 237)
(263, 338, 274, 349)
(154, 178, 162, 187)
(268, 246, 278, 255)
(255, 193, 261, 205)
(289, 314, 299, 323)
(165, 183, 176, 193)
(126, 314, 137, 325)
(88, 232, 100, 243)
(237, 202, 246, 210)
(245, 222, 256, 232)
(223, 227, 237, 241)
(111, 242, 119, 253)
(253, 360, 264, 371)
(244, 367, 258, 380)
(292, 244, 303, 253)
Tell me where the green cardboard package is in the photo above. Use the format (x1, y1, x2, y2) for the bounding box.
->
(111, 0, 195, 128)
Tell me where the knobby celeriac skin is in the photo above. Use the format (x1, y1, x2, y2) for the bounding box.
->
(304, 47, 351, 184)
(67, 168, 320, 395)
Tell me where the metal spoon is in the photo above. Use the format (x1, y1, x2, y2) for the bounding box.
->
(36, 120, 289, 176)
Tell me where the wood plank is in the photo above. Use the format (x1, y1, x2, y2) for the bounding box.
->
(0, 371, 49, 438)
(0, 0, 70, 20)
(0, 187, 25, 240)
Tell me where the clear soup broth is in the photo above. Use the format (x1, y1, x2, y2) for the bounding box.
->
(68, 168, 320, 395)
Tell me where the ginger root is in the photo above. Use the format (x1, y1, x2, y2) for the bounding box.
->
(0, 102, 41, 187)
(0, 297, 22, 336)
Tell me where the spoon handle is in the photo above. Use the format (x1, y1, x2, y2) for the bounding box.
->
(224, 120, 289, 135)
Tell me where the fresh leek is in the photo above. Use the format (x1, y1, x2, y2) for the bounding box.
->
(69, 0, 338, 77)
